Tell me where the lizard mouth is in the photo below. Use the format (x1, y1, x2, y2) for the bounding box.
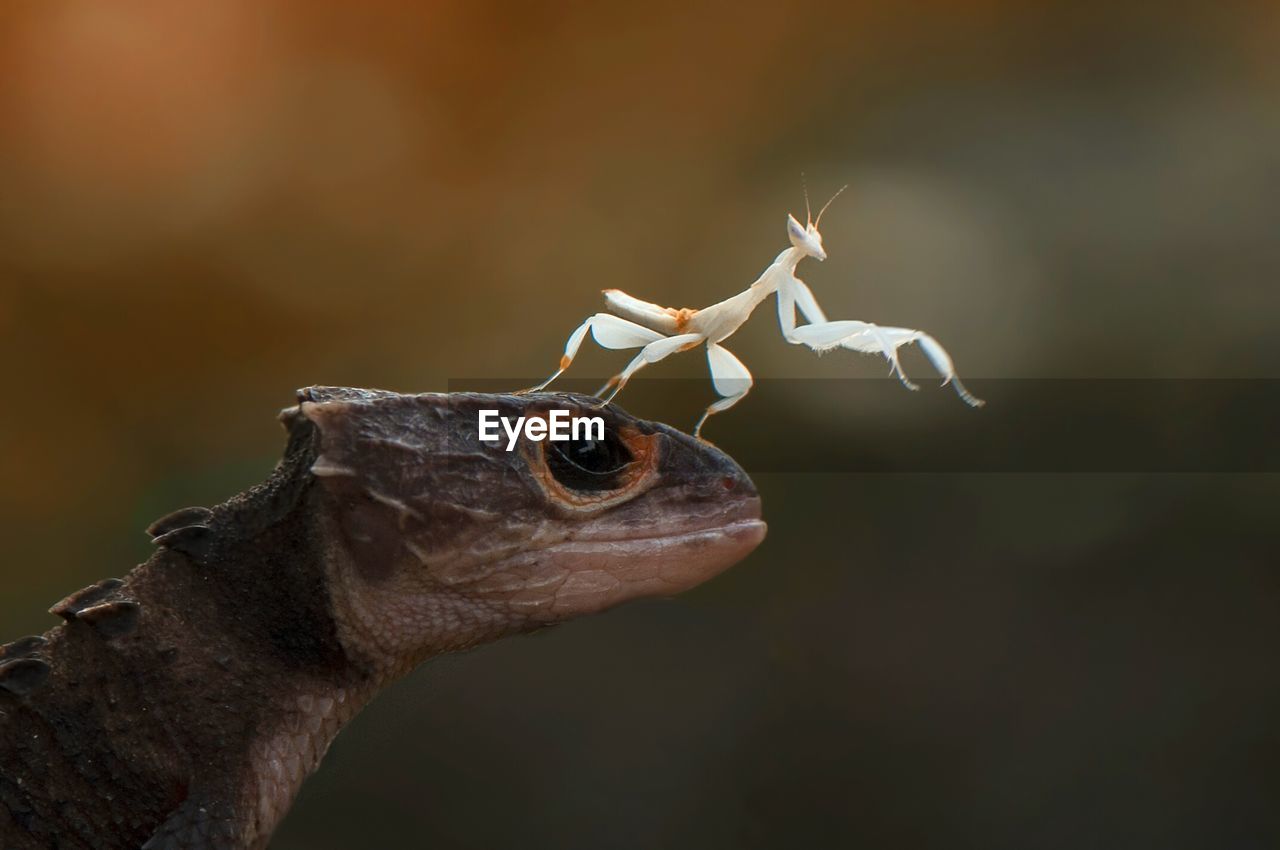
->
(501, 495, 766, 620)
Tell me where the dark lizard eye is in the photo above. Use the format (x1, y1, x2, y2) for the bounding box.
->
(545, 429, 633, 492)
(529, 421, 658, 510)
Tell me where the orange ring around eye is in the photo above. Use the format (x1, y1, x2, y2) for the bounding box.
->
(522, 414, 660, 513)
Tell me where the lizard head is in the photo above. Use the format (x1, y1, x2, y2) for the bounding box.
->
(284, 387, 765, 672)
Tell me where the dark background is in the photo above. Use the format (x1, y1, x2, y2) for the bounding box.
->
(2, 1, 1277, 847)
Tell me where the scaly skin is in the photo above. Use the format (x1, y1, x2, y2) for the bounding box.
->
(0, 387, 765, 849)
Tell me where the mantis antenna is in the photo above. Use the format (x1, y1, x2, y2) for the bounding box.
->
(802, 173, 813, 226)
(815, 184, 848, 227)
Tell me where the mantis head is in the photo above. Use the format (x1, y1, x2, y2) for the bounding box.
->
(788, 182, 848, 262)
(787, 214, 827, 261)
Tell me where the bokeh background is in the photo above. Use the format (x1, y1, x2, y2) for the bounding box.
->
(2, 1, 1279, 847)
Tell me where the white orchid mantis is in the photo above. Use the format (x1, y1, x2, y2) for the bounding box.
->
(527, 186, 983, 437)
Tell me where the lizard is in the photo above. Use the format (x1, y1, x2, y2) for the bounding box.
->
(0, 386, 766, 849)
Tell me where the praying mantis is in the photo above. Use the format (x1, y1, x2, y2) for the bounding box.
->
(526, 186, 983, 437)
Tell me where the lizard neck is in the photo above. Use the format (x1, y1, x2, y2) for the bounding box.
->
(1, 417, 394, 849)
(244, 672, 383, 845)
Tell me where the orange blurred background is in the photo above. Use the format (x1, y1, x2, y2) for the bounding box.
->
(3, 2, 1279, 847)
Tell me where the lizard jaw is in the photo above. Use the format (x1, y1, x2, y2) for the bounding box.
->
(537, 515, 767, 618)
(466, 496, 766, 620)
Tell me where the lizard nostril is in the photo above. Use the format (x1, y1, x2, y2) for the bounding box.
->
(722, 476, 736, 491)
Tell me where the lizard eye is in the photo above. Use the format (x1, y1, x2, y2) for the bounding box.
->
(546, 430, 633, 491)
(528, 420, 659, 511)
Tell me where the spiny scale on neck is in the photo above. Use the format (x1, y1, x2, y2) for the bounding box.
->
(0, 405, 365, 849)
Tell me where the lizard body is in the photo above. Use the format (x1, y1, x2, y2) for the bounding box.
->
(0, 387, 765, 849)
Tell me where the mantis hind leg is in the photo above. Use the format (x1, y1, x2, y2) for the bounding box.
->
(597, 333, 703, 404)
(521, 314, 666, 394)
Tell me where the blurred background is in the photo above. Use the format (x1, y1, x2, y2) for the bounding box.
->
(2, 1, 1278, 847)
